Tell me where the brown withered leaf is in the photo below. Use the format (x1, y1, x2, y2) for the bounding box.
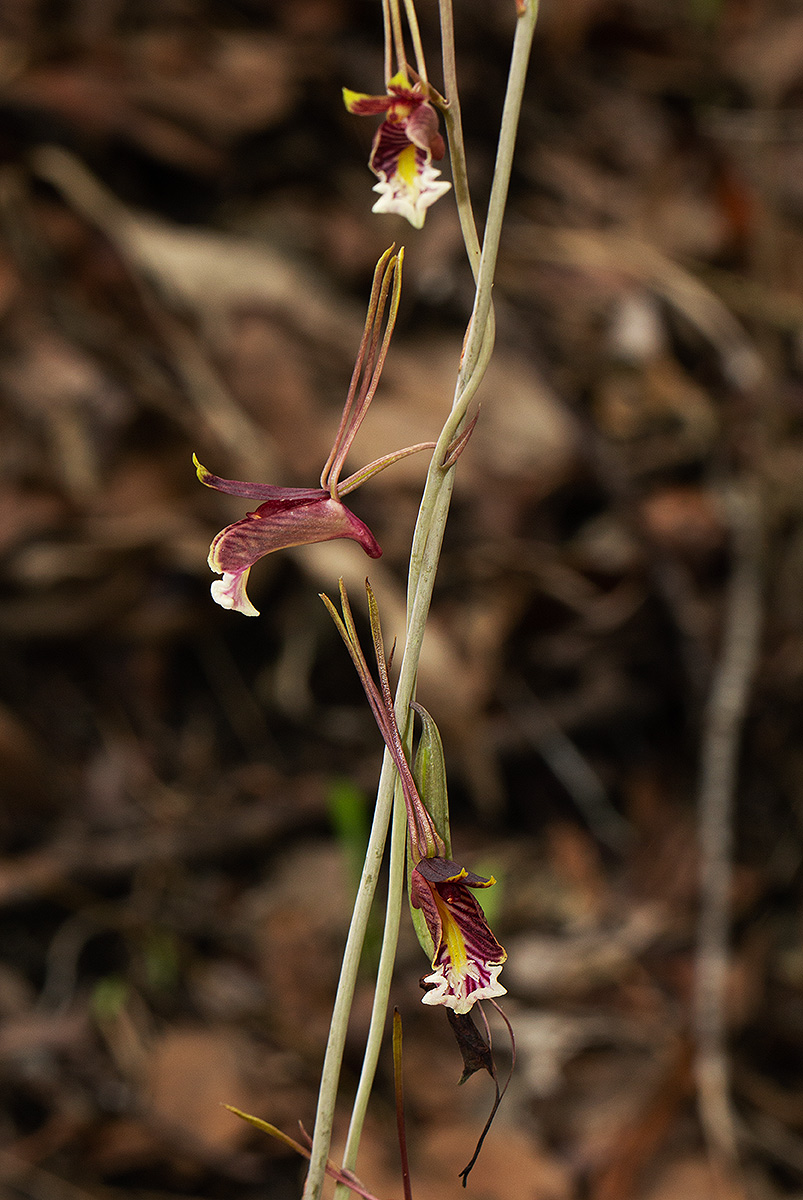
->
(446, 1008, 496, 1086)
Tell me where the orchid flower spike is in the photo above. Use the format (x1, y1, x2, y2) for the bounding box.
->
(195, 249, 434, 616)
(344, 72, 451, 229)
(321, 579, 507, 1015)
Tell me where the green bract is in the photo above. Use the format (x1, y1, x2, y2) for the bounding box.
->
(408, 702, 452, 959)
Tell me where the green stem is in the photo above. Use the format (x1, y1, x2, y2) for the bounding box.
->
(438, 0, 497, 436)
(333, 783, 408, 1196)
(304, 4, 539, 1196)
(301, 749, 396, 1200)
(438, 0, 482, 273)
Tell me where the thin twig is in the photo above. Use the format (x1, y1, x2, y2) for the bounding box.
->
(500, 677, 632, 853)
(29, 145, 274, 483)
(694, 484, 764, 1170)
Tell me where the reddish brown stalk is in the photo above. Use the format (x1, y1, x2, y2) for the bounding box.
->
(457, 1000, 516, 1187)
(224, 1108, 385, 1200)
(321, 579, 444, 862)
(393, 1010, 414, 1200)
(322, 250, 403, 497)
(363, 582, 442, 859)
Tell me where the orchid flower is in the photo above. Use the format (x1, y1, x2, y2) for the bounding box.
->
(195, 248, 433, 616)
(413, 857, 507, 1015)
(344, 71, 451, 229)
(321, 579, 507, 1016)
(194, 462, 382, 617)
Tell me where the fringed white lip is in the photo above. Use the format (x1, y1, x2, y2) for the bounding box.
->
(371, 160, 451, 229)
(422, 959, 507, 1015)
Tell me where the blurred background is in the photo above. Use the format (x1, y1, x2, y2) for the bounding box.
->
(2, 0, 803, 1197)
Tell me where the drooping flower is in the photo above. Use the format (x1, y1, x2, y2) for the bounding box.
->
(321, 579, 506, 1015)
(412, 857, 507, 1016)
(343, 72, 451, 229)
(195, 248, 434, 616)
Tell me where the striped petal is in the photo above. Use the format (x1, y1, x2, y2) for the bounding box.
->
(412, 858, 507, 1015)
(369, 120, 450, 228)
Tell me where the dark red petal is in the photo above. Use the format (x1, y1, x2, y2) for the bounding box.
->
(415, 856, 492, 889)
(209, 496, 381, 573)
(429, 131, 446, 162)
(410, 868, 442, 946)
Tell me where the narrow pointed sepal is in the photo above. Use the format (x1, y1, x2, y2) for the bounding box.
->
(194, 454, 325, 503)
(342, 87, 392, 116)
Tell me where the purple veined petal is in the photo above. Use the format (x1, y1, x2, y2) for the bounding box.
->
(404, 101, 441, 154)
(367, 118, 451, 229)
(368, 117, 414, 182)
(206, 494, 381, 616)
(208, 494, 381, 573)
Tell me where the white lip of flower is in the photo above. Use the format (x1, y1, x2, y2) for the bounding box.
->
(210, 570, 259, 617)
(421, 960, 507, 1016)
(371, 161, 451, 229)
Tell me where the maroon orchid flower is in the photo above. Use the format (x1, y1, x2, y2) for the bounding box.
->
(195, 248, 433, 616)
(194, 461, 381, 616)
(412, 857, 507, 1015)
(343, 72, 450, 229)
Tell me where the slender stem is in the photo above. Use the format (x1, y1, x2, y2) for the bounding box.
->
(458, 0, 538, 390)
(438, 0, 482, 275)
(333, 785, 408, 1197)
(402, 0, 428, 84)
(407, 0, 537, 606)
(695, 484, 763, 1167)
(437, 0, 497, 459)
(387, 0, 409, 79)
(304, 6, 539, 1196)
(301, 751, 396, 1200)
(392, 1008, 414, 1200)
(382, 0, 392, 84)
